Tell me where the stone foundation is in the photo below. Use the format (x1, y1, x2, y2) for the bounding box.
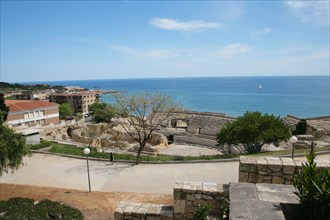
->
(114, 181, 228, 220)
(173, 181, 228, 219)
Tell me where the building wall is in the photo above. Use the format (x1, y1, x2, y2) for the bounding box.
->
(49, 93, 99, 114)
(6, 107, 59, 127)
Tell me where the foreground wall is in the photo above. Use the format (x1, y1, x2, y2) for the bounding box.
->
(239, 156, 330, 184)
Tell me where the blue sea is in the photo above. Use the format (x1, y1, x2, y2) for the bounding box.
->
(37, 76, 329, 118)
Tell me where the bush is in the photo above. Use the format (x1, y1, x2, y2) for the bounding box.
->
(293, 150, 330, 220)
(0, 197, 83, 220)
(30, 140, 52, 150)
(193, 204, 211, 220)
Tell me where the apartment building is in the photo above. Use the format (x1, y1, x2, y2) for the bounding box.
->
(5, 100, 60, 127)
(48, 91, 99, 114)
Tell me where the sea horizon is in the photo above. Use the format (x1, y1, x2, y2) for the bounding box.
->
(23, 75, 329, 118)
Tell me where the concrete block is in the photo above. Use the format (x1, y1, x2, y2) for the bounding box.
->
(250, 201, 285, 220)
(229, 200, 252, 219)
(229, 183, 258, 201)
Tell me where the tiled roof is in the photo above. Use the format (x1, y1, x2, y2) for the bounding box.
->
(5, 100, 59, 112)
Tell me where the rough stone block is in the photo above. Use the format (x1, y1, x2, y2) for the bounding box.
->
(182, 183, 197, 193)
(257, 191, 299, 204)
(202, 195, 213, 200)
(240, 161, 257, 172)
(248, 173, 263, 183)
(272, 176, 285, 184)
(187, 194, 195, 201)
(283, 165, 296, 175)
(195, 194, 202, 199)
(174, 200, 186, 214)
(239, 171, 249, 182)
(257, 162, 268, 172)
(173, 190, 186, 200)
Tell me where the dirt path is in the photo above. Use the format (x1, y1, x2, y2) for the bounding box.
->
(0, 183, 173, 220)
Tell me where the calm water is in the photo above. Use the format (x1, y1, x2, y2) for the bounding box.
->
(37, 76, 329, 118)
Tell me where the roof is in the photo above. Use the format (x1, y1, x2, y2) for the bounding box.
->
(49, 91, 99, 97)
(19, 128, 41, 136)
(5, 100, 59, 112)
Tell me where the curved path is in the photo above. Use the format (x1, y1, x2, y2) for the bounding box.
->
(0, 154, 239, 194)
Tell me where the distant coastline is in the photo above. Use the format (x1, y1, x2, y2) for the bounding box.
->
(16, 76, 330, 118)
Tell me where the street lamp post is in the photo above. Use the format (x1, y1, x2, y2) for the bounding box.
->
(83, 147, 91, 192)
(290, 136, 298, 159)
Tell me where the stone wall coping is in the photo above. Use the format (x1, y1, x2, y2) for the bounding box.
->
(173, 180, 227, 195)
(115, 201, 173, 219)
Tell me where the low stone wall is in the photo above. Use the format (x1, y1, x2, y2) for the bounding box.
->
(173, 181, 228, 219)
(114, 180, 228, 220)
(173, 135, 218, 147)
(114, 202, 173, 220)
(239, 156, 330, 184)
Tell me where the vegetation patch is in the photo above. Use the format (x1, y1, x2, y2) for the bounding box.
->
(47, 144, 237, 161)
(29, 140, 52, 150)
(0, 197, 83, 220)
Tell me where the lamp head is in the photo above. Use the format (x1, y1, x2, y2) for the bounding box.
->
(83, 147, 90, 155)
(290, 136, 298, 143)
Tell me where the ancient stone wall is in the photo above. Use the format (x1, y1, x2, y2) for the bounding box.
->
(114, 181, 228, 220)
(173, 181, 228, 220)
(157, 111, 236, 137)
(239, 156, 330, 184)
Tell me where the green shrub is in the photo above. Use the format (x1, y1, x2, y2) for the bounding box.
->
(0, 197, 83, 220)
(193, 204, 211, 220)
(293, 150, 330, 220)
(30, 140, 52, 150)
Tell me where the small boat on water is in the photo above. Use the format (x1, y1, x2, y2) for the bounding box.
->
(258, 84, 262, 89)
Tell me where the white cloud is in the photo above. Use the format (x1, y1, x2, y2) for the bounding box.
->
(251, 28, 273, 37)
(217, 43, 250, 58)
(149, 17, 220, 32)
(286, 1, 330, 25)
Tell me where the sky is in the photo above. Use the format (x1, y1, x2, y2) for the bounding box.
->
(0, 0, 329, 83)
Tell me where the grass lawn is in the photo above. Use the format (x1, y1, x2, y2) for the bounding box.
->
(32, 140, 329, 162)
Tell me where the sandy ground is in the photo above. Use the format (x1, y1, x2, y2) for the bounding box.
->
(159, 144, 223, 156)
(0, 183, 172, 220)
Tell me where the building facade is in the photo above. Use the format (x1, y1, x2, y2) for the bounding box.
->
(5, 100, 60, 128)
(48, 92, 99, 114)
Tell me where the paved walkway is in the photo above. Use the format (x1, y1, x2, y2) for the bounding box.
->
(0, 154, 239, 194)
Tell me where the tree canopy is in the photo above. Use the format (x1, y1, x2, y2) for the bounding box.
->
(0, 94, 28, 175)
(0, 93, 9, 123)
(89, 102, 116, 123)
(216, 111, 291, 154)
(59, 103, 73, 119)
(112, 92, 180, 164)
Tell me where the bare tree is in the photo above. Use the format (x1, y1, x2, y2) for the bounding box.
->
(112, 92, 181, 164)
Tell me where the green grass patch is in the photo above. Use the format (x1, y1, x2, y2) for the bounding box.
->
(250, 146, 330, 157)
(48, 144, 237, 161)
(0, 197, 83, 220)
